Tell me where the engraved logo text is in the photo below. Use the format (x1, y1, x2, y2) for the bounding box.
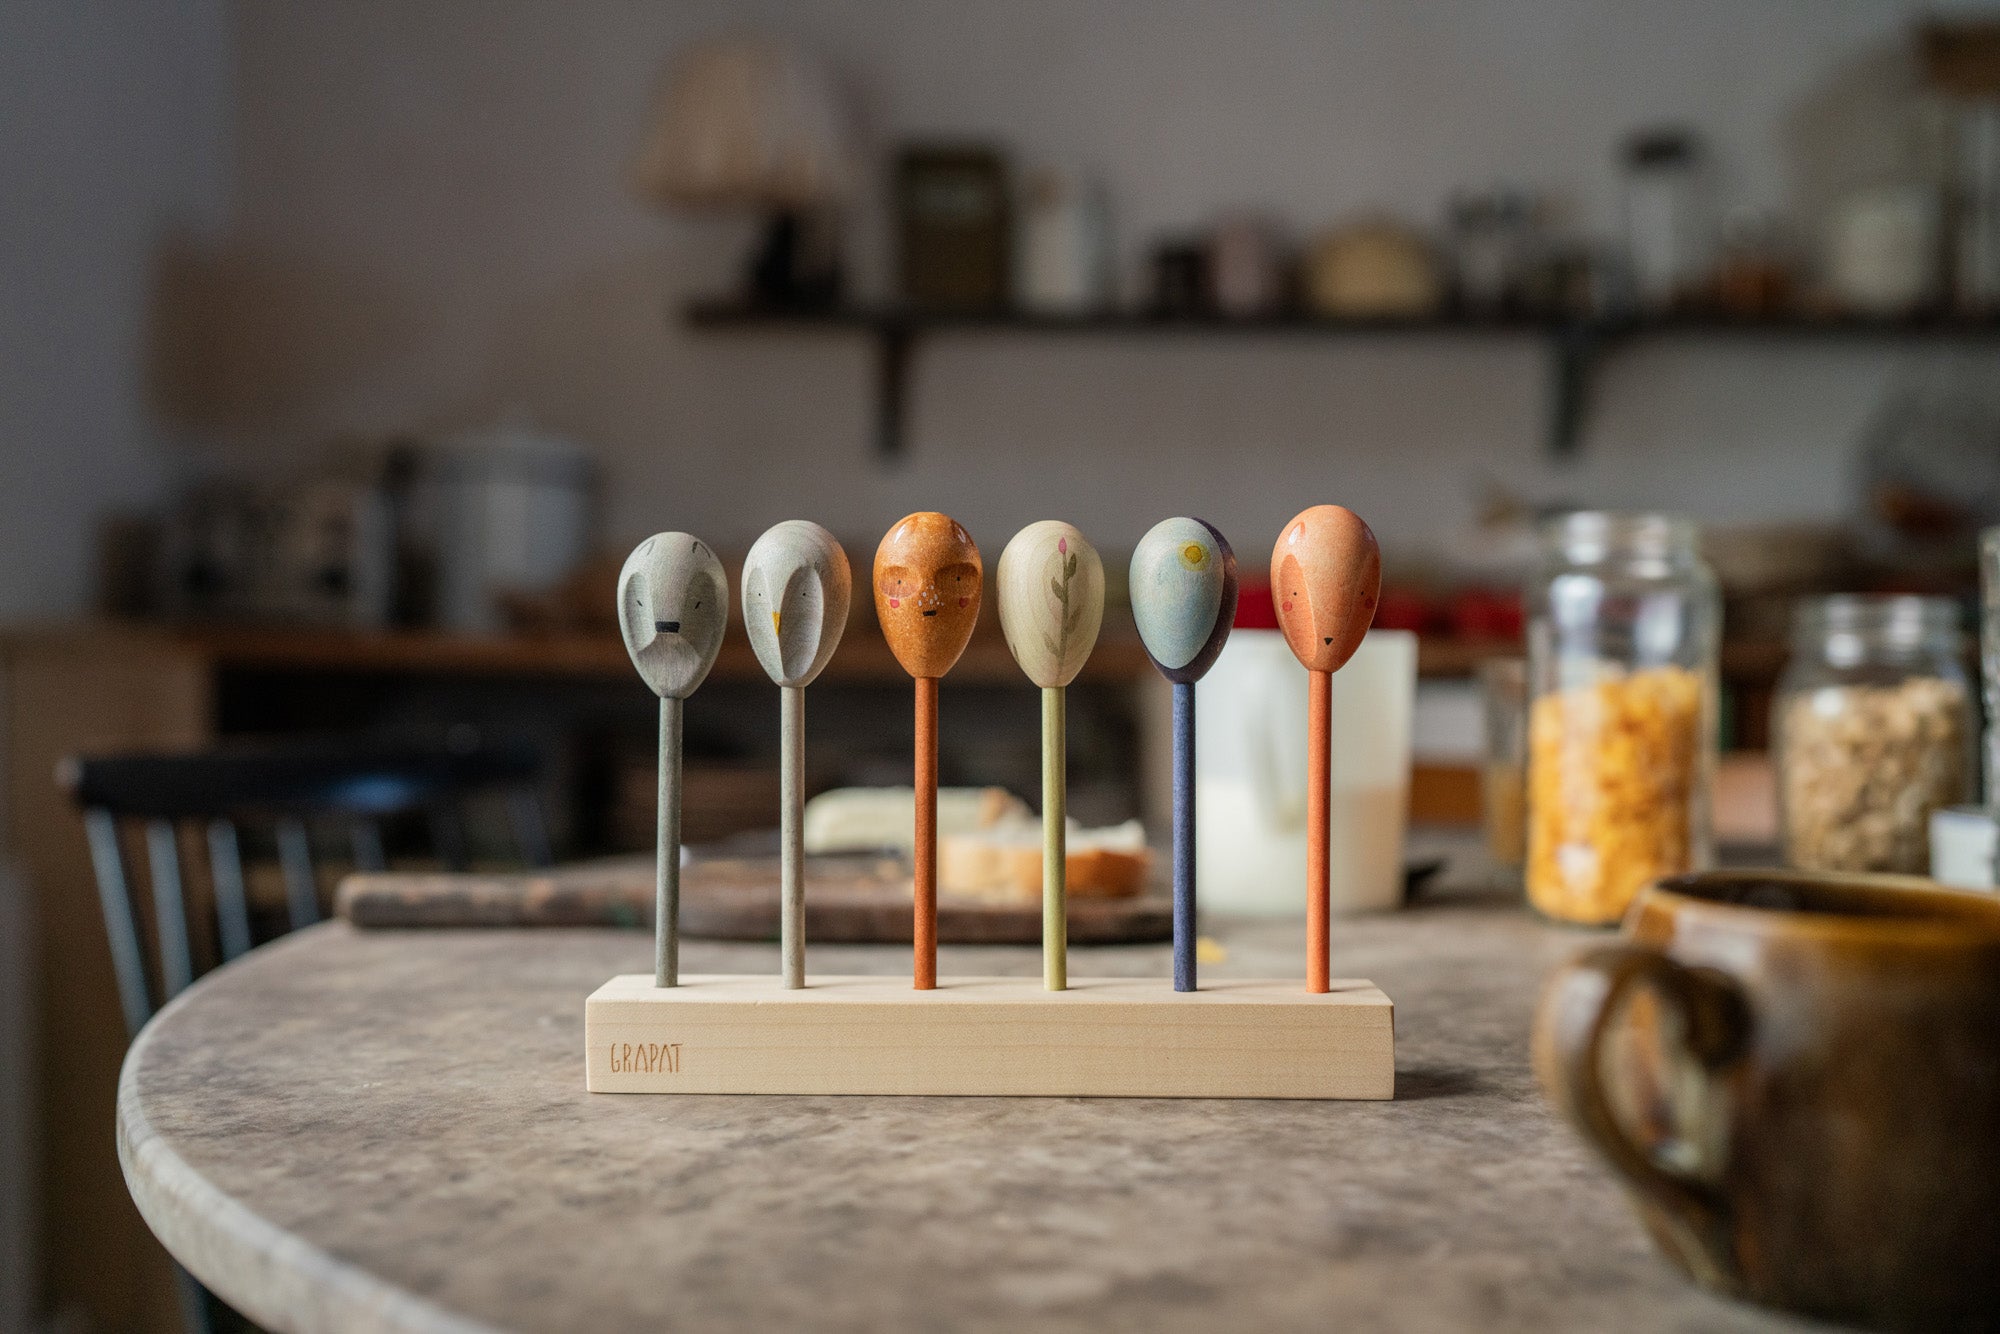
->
(609, 1041, 682, 1074)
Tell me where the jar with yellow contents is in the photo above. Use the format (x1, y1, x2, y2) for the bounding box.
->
(1526, 513, 1719, 925)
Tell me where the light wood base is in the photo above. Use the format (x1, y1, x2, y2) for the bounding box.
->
(585, 974, 1394, 1099)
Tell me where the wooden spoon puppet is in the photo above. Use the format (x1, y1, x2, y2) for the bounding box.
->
(1128, 518, 1238, 991)
(1270, 505, 1380, 993)
(873, 513, 982, 989)
(743, 520, 852, 989)
(618, 533, 729, 987)
(997, 521, 1105, 991)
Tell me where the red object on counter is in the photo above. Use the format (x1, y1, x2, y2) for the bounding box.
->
(1249, 579, 1524, 640)
(1448, 588, 1524, 640)
(1372, 585, 1432, 633)
(1234, 583, 1279, 629)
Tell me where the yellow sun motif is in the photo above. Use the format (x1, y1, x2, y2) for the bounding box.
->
(1180, 541, 1209, 569)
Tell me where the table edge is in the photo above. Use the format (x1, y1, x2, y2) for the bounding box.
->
(115, 931, 502, 1334)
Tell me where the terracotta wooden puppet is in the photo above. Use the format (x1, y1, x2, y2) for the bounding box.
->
(1129, 518, 1238, 992)
(619, 534, 729, 987)
(873, 513, 983, 989)
(742, 521, 852, 989)
(997, 521, 1106, 991)
(1270, 506, 1380, 993)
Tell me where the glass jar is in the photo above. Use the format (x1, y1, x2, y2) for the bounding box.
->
(1480, 657, 1528, 869)
(1776, 595, 1971, 874)
(1983, 530, 2000, 819)
(1527, 513, 1719, 925)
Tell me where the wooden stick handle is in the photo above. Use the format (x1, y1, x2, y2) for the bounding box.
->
(913, 676, 938, 990)
(781, 685, 805, 989)
(656, 695, 683, 988)
(1043, 685, 1067, 991)
(1172, 681, 1195, 992)
(1307, 668, 1331, 993)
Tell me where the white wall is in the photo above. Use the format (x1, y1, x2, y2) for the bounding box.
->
(211, 0, 1948, 564)
(0, 5, 233, 1323)
(0, 1, 234, 619)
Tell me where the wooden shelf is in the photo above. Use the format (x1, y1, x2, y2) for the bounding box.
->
(684, 301, 2000, 460)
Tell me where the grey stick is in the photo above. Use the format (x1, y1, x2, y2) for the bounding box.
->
(656, 695, 683, 988)
(781, 685, 806, 987)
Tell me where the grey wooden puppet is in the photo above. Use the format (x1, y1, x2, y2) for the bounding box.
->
(741, 520, 852, 987)
(618, 533, 727, 986)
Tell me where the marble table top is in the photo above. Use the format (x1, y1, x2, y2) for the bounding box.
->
(117, 887, 1812, 1334)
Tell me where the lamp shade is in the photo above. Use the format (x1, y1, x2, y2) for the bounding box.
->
(631, 37, 852, 210)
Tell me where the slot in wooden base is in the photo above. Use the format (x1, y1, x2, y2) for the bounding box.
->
(585, 974, 1394, 1099)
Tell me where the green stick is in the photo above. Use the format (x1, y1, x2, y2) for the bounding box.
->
(1043, 685, 1066, 990)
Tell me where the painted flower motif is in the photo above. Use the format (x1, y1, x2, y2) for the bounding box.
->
(1180, 541, 1208, 570)
(1041, 539, 1085, 664)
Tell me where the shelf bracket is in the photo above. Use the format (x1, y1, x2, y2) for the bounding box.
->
(874, 321, 914, 463)
(1548, 322, 1602, 459)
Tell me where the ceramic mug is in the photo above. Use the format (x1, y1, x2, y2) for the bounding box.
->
(1534, 870, 2000, 1330)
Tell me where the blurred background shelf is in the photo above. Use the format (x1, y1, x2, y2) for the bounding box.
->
(52, 620, 1788, 684)
(685, 302, 2000, 460)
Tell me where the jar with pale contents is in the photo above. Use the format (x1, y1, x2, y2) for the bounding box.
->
(1776, 595, 1970, 874)
(1526, 513, 1719, 925)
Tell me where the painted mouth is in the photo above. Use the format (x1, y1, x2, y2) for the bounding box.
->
(922, 609, 938, 617)
(656, 620, 681, 633)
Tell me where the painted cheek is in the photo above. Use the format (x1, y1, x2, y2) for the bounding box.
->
(956, 597, 969, 608)
(889, 598, 900, 608)
(1282, 600, 1293, 612)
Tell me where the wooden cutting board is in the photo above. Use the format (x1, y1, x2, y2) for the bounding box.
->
(337, 854, 1172, 945)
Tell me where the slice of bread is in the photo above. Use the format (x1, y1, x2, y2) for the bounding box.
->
(940, 819, 1151, 904)
(803, 786, 1031, 854)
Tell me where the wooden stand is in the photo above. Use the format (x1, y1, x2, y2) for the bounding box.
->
(586, 974, 1394, 1099)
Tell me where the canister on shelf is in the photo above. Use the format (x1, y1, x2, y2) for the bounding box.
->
(1526, 513, 1719, 925)
(1776, 595, 1971, 875)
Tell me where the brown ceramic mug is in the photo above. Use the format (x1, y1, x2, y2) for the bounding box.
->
(1533, 870, 2000, 1331)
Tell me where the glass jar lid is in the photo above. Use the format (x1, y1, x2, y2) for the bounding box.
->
(1541, 511, 1699, 567)
(1791, 593, 1960, 665)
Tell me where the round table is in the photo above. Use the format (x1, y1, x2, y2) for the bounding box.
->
(118, 892, 1787, 1333)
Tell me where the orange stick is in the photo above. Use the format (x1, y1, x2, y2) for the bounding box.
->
(914, 675, 939, 989)
(1307, 668, 1331, 993)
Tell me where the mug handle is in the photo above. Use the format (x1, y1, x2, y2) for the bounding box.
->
(1533, 943, 1749, 1289)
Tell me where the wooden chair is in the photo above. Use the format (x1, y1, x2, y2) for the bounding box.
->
(60, 735, 554, 1333)
(61, 735, 554, 1039)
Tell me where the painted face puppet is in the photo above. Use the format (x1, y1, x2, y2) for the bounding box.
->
(742, 520, 852, 688)
(618, 533, 728, 699)
(1128, 517, 1238, 684)
(1270, 505, 1381, 673)
(997, 520, 1105, 689)
(873, 512, 982, 679)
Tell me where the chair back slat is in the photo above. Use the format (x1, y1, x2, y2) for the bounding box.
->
(83, 809, 151, 1039)
(508, 789, 554, 868)
(275, 817, 321, 929)
(429, 806, 469, 872)
(205, 818, 254, 963)
(144, 819, 194, 1000)
(349, 820, 387, 873)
